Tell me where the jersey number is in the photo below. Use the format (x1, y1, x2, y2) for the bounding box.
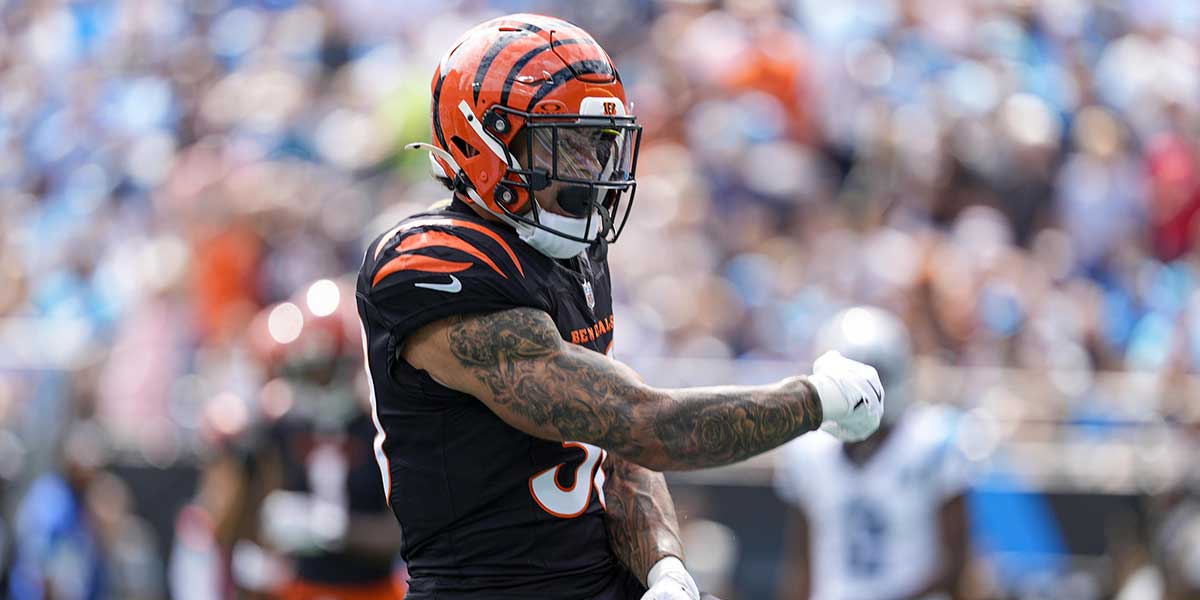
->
(845, 497, 886, 576)
(529, 442, 608, 518)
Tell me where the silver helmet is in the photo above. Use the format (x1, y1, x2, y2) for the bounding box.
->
(814, 306, 914, 424)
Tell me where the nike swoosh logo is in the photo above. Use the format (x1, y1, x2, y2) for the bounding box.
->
(853, 397, 867, 410)
(414, 275, 462, 293)
(867, 379, 882, 401)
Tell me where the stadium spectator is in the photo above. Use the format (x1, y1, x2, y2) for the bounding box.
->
(2, 0, 1199, 597)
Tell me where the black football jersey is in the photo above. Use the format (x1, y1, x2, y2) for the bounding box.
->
(268, 407, 395, 584)
(355, 200, 643, 599)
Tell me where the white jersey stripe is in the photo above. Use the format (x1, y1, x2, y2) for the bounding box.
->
(358, 317, 392, 503)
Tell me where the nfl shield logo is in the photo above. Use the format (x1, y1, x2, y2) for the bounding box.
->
(582, 281, 595, 310)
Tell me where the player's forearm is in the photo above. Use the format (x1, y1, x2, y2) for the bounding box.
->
(603, 456, 685, 584)
(477, 341, 824, 470)
(905, 563, 966, 600)
(931, 495, 970, 600)
(646, 378, 823, 470)
(431, 307, 823, 470)
(905, 495, 970, 600)
(902, 570, 964, 600)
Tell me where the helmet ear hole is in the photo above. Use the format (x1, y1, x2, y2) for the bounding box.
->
(451, 136, 479, 158)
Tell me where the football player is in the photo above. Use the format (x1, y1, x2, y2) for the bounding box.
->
(248, 281, 406, 600)
(774, 307, 973, 600)
(357, 14, 885, 600)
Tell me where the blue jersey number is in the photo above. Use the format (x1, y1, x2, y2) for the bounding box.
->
(844, 497, 886, 576)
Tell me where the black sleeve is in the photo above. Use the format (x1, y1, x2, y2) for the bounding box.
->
(357, 224, 547, 348)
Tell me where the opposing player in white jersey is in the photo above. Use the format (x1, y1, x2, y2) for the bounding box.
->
(774, 307, 973, 600)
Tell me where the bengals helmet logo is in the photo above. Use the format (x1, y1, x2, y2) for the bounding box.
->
(603, 102, 617, 116)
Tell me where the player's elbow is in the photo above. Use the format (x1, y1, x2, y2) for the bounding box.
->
(614, 388, 688, 472)
(637, 453, 679, 472)
(611, 448, 672, 472)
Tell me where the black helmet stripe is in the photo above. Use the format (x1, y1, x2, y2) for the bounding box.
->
(498, 38, 592, 108)
(431, 70, 449, 150)
(472, 31, 526, 104)
(525, 60, 615, 111)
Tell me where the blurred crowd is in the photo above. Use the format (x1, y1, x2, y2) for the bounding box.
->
(2, 0, 1200, 597)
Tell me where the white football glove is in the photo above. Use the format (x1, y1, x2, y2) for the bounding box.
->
(260, 490, 347, 554)
(807, 350, 884, 442)
(641, 557, 700, 600)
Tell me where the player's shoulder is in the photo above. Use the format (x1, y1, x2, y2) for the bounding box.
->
(356, 201, 556, 339)
(889, 404, 970, 470)
(895, 404, 980, 497)
(896, 404, 963, 448)
(774, 431, 841, 508)
(360, 201, 535, 291)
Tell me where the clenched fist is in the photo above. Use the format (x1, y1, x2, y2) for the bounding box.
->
(808, 350, 884, 442)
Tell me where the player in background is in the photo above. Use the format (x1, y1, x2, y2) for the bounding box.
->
(358, 13, 886, 600)
(248, 279, 405, 600)
(1117, 421, 1200, 600)
(775, 307, 973, 600)
(170, 280, 405, 600)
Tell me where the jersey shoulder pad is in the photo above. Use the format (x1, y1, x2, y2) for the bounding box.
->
(900, 405, 960, 455)
(901, 406, 976, 497)
(358, 212, 544, 343)
(366, 213, 529, 286)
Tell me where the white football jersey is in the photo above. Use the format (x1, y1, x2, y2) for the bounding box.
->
(774, 406, 974, 600)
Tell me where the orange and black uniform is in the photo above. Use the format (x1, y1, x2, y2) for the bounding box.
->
(355, 200, 643, 599)
(269, 411, 405, 599)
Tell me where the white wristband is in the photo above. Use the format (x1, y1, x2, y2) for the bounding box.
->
(807, 372, 847, 422)
(647, 556, 700, 600)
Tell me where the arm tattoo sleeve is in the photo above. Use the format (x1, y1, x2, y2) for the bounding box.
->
(445, 308, 823, 470)
(603, 456, 685, 584)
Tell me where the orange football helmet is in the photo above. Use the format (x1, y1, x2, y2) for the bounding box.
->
(408, 13, 642, 244)
(247, 278, 360, 381)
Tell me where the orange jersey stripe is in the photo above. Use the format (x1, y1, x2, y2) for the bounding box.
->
(372, 254, 472, 287)
(398, 230, 507, 278)
(397, 217, 525, 277)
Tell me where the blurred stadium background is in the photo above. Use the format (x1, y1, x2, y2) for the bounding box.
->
(3, 0, 1200, 598)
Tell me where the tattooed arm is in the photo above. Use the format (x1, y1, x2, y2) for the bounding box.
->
(603, 455, 685, 583)
(403, 307, 826, 470)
